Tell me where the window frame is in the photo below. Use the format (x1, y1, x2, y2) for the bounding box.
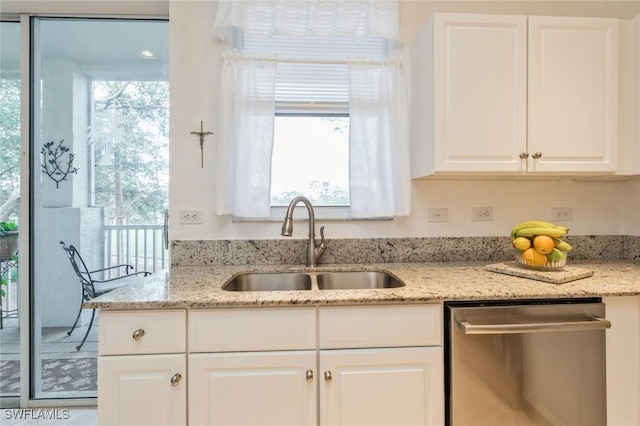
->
(233, 29, 391, 219)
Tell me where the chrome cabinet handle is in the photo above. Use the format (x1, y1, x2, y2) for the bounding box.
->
(132, 329, 145, 341)
(305, 369, 314, 383)
(532, 152, 542, 159)
(170, 373, 182, 387)
(519, 152, 529, 159)
(324, 371, 332, 383)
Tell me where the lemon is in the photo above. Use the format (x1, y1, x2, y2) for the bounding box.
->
(512, 237, 531, 251)
(522, 248, 548, 266)
(533, 235, 554, 255)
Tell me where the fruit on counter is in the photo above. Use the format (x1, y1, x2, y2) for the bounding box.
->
(512, 237, 531, 251)
(547, 248, 565, 263)
(510, 220, 568, 239)
(514, 226, 568, 238)
(532, 235, 554, 254)
(510, 220, 572, 268)
(552, 237, 573, 252)
(521, 248, 548, 266)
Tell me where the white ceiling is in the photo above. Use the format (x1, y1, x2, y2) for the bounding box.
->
(1, 18, 168, 79)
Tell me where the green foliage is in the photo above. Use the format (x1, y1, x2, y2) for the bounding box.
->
(90, 80, 169, 225)
(1, 76, 169, 227)
(0, 221, 17, 237)
(272, 180, 349, 207)
(0, 78, 21, 222)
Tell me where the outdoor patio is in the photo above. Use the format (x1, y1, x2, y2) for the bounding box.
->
(0, 316, 98, 398)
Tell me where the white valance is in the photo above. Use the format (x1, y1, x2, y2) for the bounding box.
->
(213, 0, 401, 42)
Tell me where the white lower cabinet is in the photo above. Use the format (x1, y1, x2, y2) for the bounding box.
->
(604, 296, 640, 425)
(187, 304, 444, 426)
(320, 347, 444, 426)
(99, 354, 186, 426)
(188, 351, 317, 426)
(97, 309, 188, 426)
(98, 305, 443, 425)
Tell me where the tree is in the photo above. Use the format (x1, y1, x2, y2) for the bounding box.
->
(0, 77, 170, 226)
(90, 80, 169, 225)
(0, 78, 21, 222)
(272, 180, 349, 207)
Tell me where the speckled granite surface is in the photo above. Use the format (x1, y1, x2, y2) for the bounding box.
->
(171, 235, 640, 266)
(86, 260, 640, 310)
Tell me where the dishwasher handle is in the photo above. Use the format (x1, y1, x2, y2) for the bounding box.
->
(458, 316, 611, 335)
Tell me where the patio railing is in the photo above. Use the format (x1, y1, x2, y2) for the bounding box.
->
(104, 225, 168, 278)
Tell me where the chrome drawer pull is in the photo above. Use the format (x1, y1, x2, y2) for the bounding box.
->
(170, 373, 182, 387)
(132, 329, 146, 341)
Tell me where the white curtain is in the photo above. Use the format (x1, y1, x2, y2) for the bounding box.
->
(215, 50, 277, 218)
(213, 0, 401, 41)
(348, 57, 411, 218)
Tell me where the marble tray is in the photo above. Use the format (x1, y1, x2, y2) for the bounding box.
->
(485, 261, 594, 284)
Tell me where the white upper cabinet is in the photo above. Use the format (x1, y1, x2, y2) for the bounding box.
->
(412, 14, 528, 175)
(528, 16, 618, 173)
(411, 13, 620, 177)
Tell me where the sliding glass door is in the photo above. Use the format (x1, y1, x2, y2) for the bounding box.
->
(0, 19, 22, 400)
(29, 17, 169, 399)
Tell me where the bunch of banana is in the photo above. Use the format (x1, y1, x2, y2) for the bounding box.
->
(510, 220, 569, 240)
(510, 220, 572, 268)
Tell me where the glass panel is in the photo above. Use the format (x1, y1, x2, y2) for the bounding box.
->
(270, 116, 349, 207)
(0, 20, 22, 399)
(31, 17, 168, 399)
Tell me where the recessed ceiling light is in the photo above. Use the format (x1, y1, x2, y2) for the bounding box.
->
(139, 50, 155, 59)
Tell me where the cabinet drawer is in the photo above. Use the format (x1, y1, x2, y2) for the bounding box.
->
(319, 304, 442, 349)
(188, 308, 316, 352)
(99, 309, 186, 355)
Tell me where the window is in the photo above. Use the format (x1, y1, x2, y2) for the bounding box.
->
(238, 33, 389, 208)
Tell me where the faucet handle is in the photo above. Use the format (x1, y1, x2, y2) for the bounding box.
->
(316, 225, 327, 254)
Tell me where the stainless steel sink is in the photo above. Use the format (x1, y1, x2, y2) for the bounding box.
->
(223, 272, 312, 291)
(222, 270, 405, 291)
(316, 271, 404, 290)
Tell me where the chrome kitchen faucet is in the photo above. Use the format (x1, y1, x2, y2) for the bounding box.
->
(281, 196, 327, 267)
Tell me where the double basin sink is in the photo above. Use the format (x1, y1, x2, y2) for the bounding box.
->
(223, 270, 405, 292)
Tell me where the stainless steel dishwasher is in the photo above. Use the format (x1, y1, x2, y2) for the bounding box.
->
(445, 298, 611, 426)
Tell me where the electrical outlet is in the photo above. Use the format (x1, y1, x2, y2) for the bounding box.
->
(427, 208, 449, 223)
(551, 207, 572, 221)
(472, 206, 493, 222)
(179, 210, 202, 224)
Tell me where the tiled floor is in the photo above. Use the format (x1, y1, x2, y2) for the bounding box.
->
(1, 315, 98, 399)
(1, 317, 98, 361)
(1, 407, 97, 425)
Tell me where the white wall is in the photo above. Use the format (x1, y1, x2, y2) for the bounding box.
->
(169, 0, 639, 240)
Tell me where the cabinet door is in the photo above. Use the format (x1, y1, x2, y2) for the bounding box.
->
(604, 296, 640, 425)
(433, 14, 527, 173)
(98, 354, 186, 426)
(320, 347, 444, 426)
(528, 16, 618, 172)
(189, 351, 317, 426)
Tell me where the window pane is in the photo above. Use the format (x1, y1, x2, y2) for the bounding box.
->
(270, 116, 349, 207)
(0, 20, 21, 399)
(31, 17, 168, 400)
(91, 80, 169, 225)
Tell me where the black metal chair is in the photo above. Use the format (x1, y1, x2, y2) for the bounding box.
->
(60, 240, 150, 351)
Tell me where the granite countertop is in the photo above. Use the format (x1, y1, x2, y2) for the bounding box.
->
(85, 260, 640, 310)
